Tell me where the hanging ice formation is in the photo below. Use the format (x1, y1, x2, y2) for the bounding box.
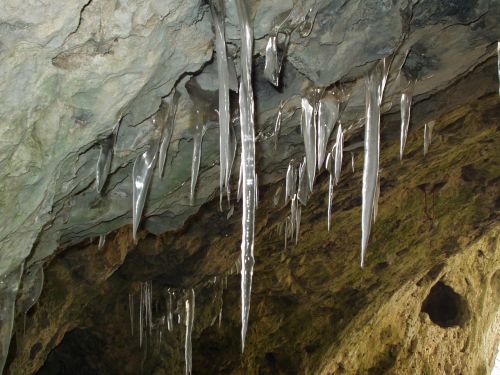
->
(139, 280, 153, 347)
(317, 93, 340, 170)
(0, 264, 23, 374)
(399, 73, 416, 160)
(334, 124, 344, 185)
(297, 157, 309, 206)
(158, 90, 180, 178)
(264, 27, 290, 86)
(497, 41, 500, 96)
(98, 234, 106, 250)
(184, 288, 195, 375)
(361, 57, 391, 268)
(302, 97, 316, 191)
(234, 0, 256, 352)
(132, 127, 160, 243)
(424, 120, 435, 156)
(190, 116, 207, 205)
(96, 135, 114, 194)
(210, 0, 233, 208)
(351, 152, 355, 173)
(325, 152, 334, 231)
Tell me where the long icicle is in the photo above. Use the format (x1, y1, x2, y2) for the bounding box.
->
(184, 288, 195, 375)
(334, 124, 344, 185)
(361, 57, 390, 267)
(317, 94, 340, 170)
(302, 97, 316, 191)
(190, 116, 207, 205)
(497, 41, 500, 96)
(234, 0, 255, 353)
(132, 128, 160, 242)
(424, 120, 435, 156)
(399, 77, 415, 160)
(325, 152, 334, 231)
(210, 0, 231, 208)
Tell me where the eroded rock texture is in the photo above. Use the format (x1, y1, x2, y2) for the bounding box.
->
(1, 0, 500, 373)
(6, 87, 500, 374)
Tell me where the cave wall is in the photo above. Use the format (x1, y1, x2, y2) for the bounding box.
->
(5, 78, 500, 374)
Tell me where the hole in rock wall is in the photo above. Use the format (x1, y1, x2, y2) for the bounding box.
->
(421, 281, 469, 328)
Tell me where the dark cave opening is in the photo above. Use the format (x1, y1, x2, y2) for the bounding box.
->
(421, 281, 469, 328)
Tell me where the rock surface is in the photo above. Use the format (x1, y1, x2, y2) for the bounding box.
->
(5, 80, 500, 374)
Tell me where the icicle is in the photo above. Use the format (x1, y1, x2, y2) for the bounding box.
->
(317, 94, 340, 170)
(190, 117, 207, 205)
(158, 90, 180, 178)
(274, 100, 284, 149)
(237, 158, 243, 203)
(211, 0, 231, 207)
(497, 41, 500, 96)
(129, 293, 134, 336)
(334, 124, 344, 185)
(132, 132, 160, 243)
(297, 157, 309, 206)
(285, 161, 294, 203)
(361, 57, 391, 267)
(373, 177, 380, 223)
(227, 205, 235, 219)
(351, 152, 355, 173)
(235, 0, 256, 352)
(325, 153, 334, 231)
(227, 124, 237, 202)
(399, 76, 415, 160)
(264, 31, 289, 87)
(96, 134, 114, 194)
(98, 234, 106, 250)
(166, 289, 173, 332)
(295, 204, 301, 244)
(0, 264, 23, 374)
(301, 97, 316, 191)
(184, 289, 195, 375)
(424, 120, 435, 156)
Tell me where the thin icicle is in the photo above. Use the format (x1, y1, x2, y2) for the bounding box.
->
(274, 100, 284, 149)
(211, 0, 231, 207)
(351, 152, 355, 173)
(325, 152, 334, 231)
(264, 31, 289, 87)
(237, 158, 243, 202)
(285, 161, 295, 203)
(424, 121, 435, 156)
(167, 289, 173, 332)
(497, 41, 500, 96)
(158, 90, 180, 178)
(0, 264, 23, 374)
(235, 0, 256, 352)
(96, 134, 114, 194)
(301, 97, 316, 191)
(317, 94, 340, 170)
(373, 177, 381, 223)
(297, 157, 309, 206)
(132, 134, 160, 243)
(399, 76, 415, 160)
(98, 234, 106, 250)
(334, 124, 344, 185)
(361, 57, 391, 268)
(184, 288, 195, 375)
(190, 118, 207, 205)
(129, 293, 134, 336)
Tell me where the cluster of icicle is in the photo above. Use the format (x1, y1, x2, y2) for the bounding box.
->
(128, 260, 239, 374)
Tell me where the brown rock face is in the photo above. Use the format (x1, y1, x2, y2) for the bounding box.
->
(5, 66, 500, 375)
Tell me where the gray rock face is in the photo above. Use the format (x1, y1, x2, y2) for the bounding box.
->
(0, 0, 499, 283)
